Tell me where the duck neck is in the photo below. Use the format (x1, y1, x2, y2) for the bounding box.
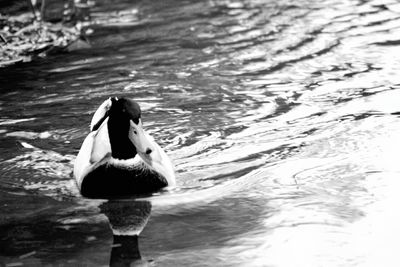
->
(107, 115, 137, 160)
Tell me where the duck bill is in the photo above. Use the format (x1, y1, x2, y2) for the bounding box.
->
(129, 120, 176, 186)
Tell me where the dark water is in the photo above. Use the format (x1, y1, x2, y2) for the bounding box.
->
(1, 0, 400, 266)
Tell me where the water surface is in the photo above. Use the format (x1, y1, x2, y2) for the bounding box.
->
(1, 0, 400, 266)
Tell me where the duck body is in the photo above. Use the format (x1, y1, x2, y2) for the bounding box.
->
(74, 97, 175, 198)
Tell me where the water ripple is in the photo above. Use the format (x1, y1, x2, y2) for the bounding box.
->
(1, 0, 400, 265)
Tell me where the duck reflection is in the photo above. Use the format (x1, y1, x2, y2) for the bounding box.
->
(100, 200, 152, 267)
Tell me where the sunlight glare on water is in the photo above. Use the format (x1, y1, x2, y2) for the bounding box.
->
(1, 0, 400, 266)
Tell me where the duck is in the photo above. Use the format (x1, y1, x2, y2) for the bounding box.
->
(73, 97, 175, 198)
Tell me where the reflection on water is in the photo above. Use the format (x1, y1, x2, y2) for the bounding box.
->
(1, 0, 400, 266)
(101, 200, 152, 267)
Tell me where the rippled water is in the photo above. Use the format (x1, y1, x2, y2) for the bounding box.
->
(1, 0, 400, 266)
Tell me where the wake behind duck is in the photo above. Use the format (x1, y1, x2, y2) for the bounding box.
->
(73, 97, 175, 198)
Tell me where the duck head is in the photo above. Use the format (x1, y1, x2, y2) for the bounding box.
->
(93, 97, 175, 186)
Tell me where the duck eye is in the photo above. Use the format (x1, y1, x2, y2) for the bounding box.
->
(133, 130, 137, 134)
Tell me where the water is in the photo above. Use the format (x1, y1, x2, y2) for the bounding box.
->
(1, 0, 400, 266)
